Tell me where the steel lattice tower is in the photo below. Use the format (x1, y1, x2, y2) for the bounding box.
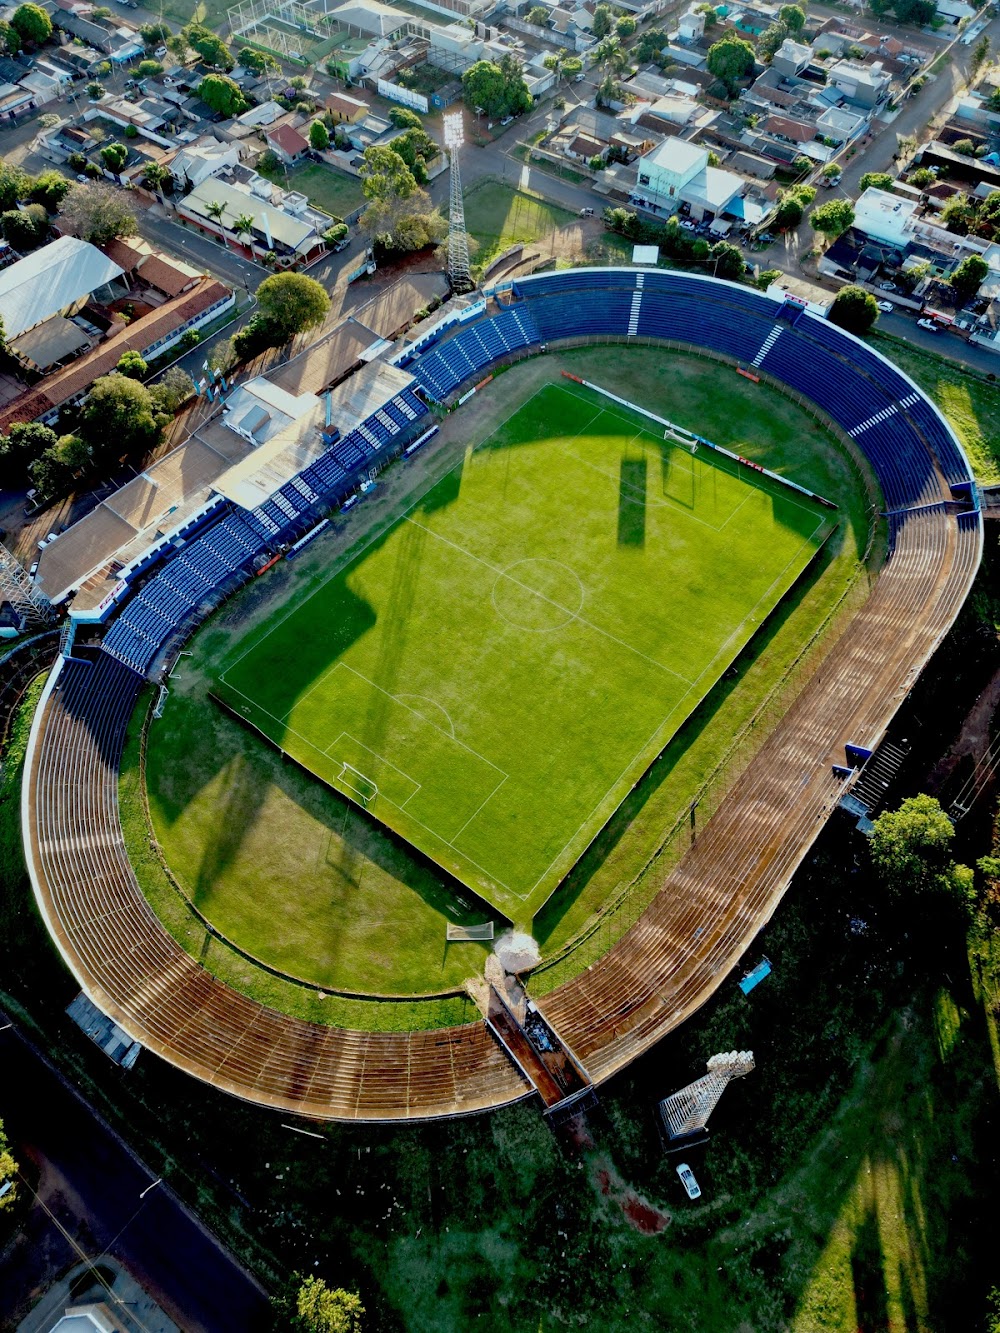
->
(0, 543, 53, 627)
(444, 113, 472, 293)
(658, 1050, 755, 1140)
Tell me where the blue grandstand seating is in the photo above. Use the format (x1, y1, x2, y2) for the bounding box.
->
(101, 271, 973, 677)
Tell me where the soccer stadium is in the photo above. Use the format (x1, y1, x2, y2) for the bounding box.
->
(21, 268, 982, 1121)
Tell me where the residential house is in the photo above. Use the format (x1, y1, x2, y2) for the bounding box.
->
(325, 92, 370, 124)
(634, 137, 747, 222)
(176, 168, 332, 264)
(265, 121, 310, 165)
(825, 58, 890, 109)
(169, 138, 244, 190)
(0, 81, 35, 119)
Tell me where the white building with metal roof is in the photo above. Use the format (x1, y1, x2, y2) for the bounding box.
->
(0, 235, 124, 346)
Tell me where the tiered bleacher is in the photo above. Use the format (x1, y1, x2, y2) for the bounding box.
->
(100, 269, 979, 679)
(102, 383, 429, 675)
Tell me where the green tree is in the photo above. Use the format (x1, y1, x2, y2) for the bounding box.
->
(773, 193, 803, 231)
(309, 118, 330, 151)
(592, 3, 613, 37)
(99, 141, 129, 173)
(0, 1120, 19, 1212)
(231, 212, 255, 247)
(779, 3, 805, 30)
(634, 28, 668, 61)
(616, 14, 637, 37)
(0, 421, 57, 486)
(117, 349, 147, 379)
(970, 32, 989, 73)
(137, 58, 163, 76)
(30, 171, 68, 213)
(80, 375, 160, 463)
(951, 252, 988, 299)
(859, 171, 893, 192)
(907, 167, 935, 188)
(149, 367, 195, 413)
(940, 193, 975, 233)
(809, 197, 854, 241)
(183, 21, 233, 69)
(0, 162, 30, 212)
(141, 163, 170, 199)
(10, 3, 51, 45)
(257, 272, 330, 340)
(0, 202, 48, 249)
(238, 46, 278, 75)
(206, 337, 237, 377)
(198, 74, 248, 118)
(821, 162, 842, 180)
(87, 81, 105, 101)
(952, 138, 976, 157)
(758, 20, 791, 63)
(30, 433, 90, 497)
(360, 145, 417, 204)
(706, 35, 755, 93)
(527, 5, 547, 23)
(294, 1278, 364, 1333)
(0, 19, 21, 53)
(756, 267, 782, 289)
(869, 794, 956, 901)
(59, 181, 137, 243)
(828, 283, 879, 334)
(462, 55, 532, 119)
(388, 106, 422, 130)
(711, 240, 744, 280)
(139, 20, 170, 43)
(562, 56, 583, 78)
(232, 311, 283, 360)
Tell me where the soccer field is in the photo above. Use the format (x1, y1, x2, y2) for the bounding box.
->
(215, 382, 832, 921)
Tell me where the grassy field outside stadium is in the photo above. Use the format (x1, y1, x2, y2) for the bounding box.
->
(214, 383, 832, 920)
(140, 346, 872, 1010)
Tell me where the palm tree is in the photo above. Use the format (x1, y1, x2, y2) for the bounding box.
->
(142, 162, 170, 206)
(232, 212, 256, 254)
(204, 198, 229, 246)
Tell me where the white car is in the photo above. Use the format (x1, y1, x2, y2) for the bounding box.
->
(877, 300, 893, 313)
(676, 1162, 701, 1200)
(917, 317, 941, 331)
(679, 219, 696, 231)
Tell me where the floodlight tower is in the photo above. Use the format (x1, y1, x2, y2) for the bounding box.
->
(443, 112, 472, 294)
(657, 1050, 755, 1145)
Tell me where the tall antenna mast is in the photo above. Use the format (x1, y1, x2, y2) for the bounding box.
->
(443, 112, 472, 294)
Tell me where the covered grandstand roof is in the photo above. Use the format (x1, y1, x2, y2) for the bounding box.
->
(0, 236, 124, 341)
(222, 377, 320, 445)
(35, 430, 255, 608)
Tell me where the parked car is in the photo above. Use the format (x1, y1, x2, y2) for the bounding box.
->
(500, 115, 513, 127)
(917, 317, 941, 331)
(877, 300, 893, 313)
(579, 207, 594, 217)
(679, 219, 696, 231)
(676, 1163, 701, 1200)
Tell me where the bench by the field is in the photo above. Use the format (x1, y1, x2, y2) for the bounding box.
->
(446, 922, 494, 941)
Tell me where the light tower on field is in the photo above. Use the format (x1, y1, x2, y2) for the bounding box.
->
(657, 1050, 755, 1146)
(443, 111, 472, 294)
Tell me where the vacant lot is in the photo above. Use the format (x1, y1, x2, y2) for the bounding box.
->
(464, 180, 575, 266)
(258, 160, 365, 220)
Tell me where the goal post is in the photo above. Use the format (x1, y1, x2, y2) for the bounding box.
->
(337, 761, 378, 808)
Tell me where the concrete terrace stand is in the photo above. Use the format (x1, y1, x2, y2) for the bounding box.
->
(22, 270, 983, 1121)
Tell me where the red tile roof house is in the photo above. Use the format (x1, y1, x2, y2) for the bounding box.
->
(264, 122, 310, 165)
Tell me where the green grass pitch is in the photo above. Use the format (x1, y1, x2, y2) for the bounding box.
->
(214, 382, 832, 923)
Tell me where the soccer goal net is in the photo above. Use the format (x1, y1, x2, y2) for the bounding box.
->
(338, 762, 378, 808)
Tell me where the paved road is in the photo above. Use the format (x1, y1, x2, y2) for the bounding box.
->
(0, 1019, 271, 1333)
